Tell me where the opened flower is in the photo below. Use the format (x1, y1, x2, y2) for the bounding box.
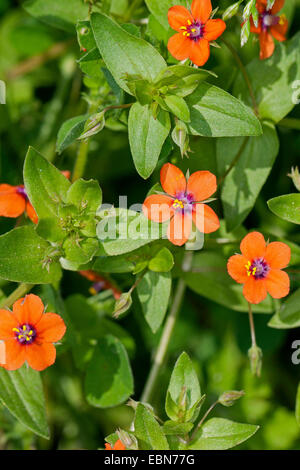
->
(105, 439, 126, 450)
(0, 184, 38, 224)
(167, 0, 226, 66)
(143, 163, 220, 246)
(0, 294, 66, 371)
(80, 270, 122, 300)
(227, 232, 290, 304)
(250, 0, 288, 59)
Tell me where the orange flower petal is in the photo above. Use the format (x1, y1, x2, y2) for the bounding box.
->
(26, 201, 38, 224)
(168, 33, 191, 61)
(167, 212, 192, 246)
(265, 242, 291, 269)
(191, 0, 212, 23)
(203, 19, 226, 41)
(168, 5, 193, 32)
(160, 163, 186, 197)
(192, 203, 220, 234)
(250, 18, 262, 34)
(13, 294, 45, 326)
(187, 170, 217, 202)
(259, 30, 275, 59)
(240, 232, 266, 261)
(113, 439, 126, 450)
(143, 194, 174, 223)
(3, 340, 26, 370)
(105, 443, 113, 450)
(243, 277, 267, 304)
(0, 309, 18, 340)
(25, 342, 56, 371)
(188, 39, 210, 66)
(266, 269, 290, 299)
(270, 20, 288, 41)
(0, 185, 26, 218)
(227, 254, 249, 284)
(0, 341, 6, 364)
(271, 0, 285, 15)
(36, 313, 66, 343)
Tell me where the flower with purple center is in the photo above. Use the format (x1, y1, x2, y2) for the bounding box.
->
(13, 323, 36, 345)
(249, 258, 270, 280)
(172, 191, 194, 214)
(180, 20, 204, 41)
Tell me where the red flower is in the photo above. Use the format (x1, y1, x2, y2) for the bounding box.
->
(105, 439, 126, 450)
(79, 270, 122, 300)
(227, 232, 290, 304)
(250, 0, 288, 59)
(143, 163, 220, 246)
(0, 294, 66, 371)
(0, 185, 38, 224)
(167, 0, 226, 66)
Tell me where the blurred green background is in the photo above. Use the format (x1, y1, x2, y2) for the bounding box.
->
(0, 0, 299, 450)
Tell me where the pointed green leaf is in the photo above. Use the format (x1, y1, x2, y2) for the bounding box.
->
(268, 194, 300, 225)
(134, 403, 169, 450)
(56, 115, 88, 154)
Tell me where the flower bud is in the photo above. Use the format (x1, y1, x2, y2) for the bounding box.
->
(222, 1, 243, 21)
(113, 292, 132, 318)
(116, 429, 138, 450)
(218, 390, 245, 407)
(78, 112, 105, 140)
(171, 120, 190, 157)
(248, 345, 263, 377)
(288, 167, 300, 192)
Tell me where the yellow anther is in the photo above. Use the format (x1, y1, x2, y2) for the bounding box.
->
(12, 328, 19, 333)
(187, 20, 192, 25)
(180, 26, 187, 30)
(29, 330, 33, 335)
(245, 260, 256, 277)
(279, 14, 286, 25)
(186, 33, 190, 37)
(173, 199, 184, 209)
(183, 31, 188, 36)
(18, 335, 23, 340)
(23, 325, 27, 331)
(191, 28, 196, 32)
(89, 287, 97, 295)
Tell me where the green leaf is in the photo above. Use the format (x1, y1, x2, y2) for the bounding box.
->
(67, 178, 102, 213)
(268, 194, 300, 225)
(268, 288, 300, 329)
(234, 32, 300, 123)
(84, 335, 134, 408)
(296, 384, 300, 428)
(145, 0, 187, 30)
(149, 247, 174, 272)
(23, 0, 89, 32)
(187, 82, 262, 137)
(0, 226, 61, 284)
(56, 115, 88, 154)
(0, 365, 49, 438)
(137, 271, 171, 333)
(24, 146, 71, 231)
(164, 95, 190, 122)
(93, 255, 135, 273)
(166, 352, 201, 422)
(97, 209, 168, 255)
(128, 102, 171, 179)
(163, 420, 193, 435)
(183, 251, 274, 313)
(90, 12, 166, 95)
(134, 403, 169, 450)
(189, 418, 259, 450)
(218, 122, 279, 231)
(76, 20, 97, 52)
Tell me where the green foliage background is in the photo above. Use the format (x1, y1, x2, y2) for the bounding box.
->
(0, 0, 299, 450)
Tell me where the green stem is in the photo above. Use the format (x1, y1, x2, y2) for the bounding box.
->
(218, 136, 249, 184)
(0, 283, 33, 309)
(140, 251, 194, 404)
(278, 118, 300, 131)
(221, 38, 259, 117)
(248, 302, 257, 348)
(190, 400, 219, 441)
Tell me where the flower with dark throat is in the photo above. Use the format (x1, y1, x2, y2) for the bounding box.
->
(0, 294, 66, 371)
(80, 270, 122, 300)
(227, 232, 290, 304)
(0, 184, 38, 224)
(250, 0, 288, 60)
(143, 163, 220, 246)
(167, 0, 226, 66)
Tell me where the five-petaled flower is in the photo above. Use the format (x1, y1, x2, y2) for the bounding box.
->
(0, 294, 66, 371)
(227, 232, 290, 304)
(0, 184, 38, 224)
(250, 0, 288, 60)
(143, 163, 220, 246)
(167, 0, 226, 66)
(105, 439, 126, 450)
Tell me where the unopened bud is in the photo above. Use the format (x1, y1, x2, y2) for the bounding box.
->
(248, 345, 263, 377)
(219, 390, 245, 407)
(288, 167, 300, 192)
(222, 1, 242, 21)
(116, 429, 138, 450)
(78, 112, 105, 140)
(113, 292, 132, 318)
(171, 120, 190, 158)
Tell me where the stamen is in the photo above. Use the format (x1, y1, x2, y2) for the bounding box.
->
(13, 324, 36, 345)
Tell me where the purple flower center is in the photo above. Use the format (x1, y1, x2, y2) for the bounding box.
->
(13, 324, 36, 345)
(90, 281, 105, 295)
(16, 186, 28, 199)
(261, 11, 280, 30)
(172, 191, 194, 214)
(181, 20, 204, 41)
(248, 258, 270, 280)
